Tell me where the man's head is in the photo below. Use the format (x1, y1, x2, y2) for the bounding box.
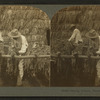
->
(8, 29, 21, 39)
(69, 24, 76, 31)
(86, 29, 99, 39)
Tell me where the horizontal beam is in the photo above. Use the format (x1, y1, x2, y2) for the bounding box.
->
(1, 55, 100, 60)
(15, 55, 51, 59)
(51, 55, 100, 59)
(1, 55, 50, 59)
(2, 55, 11, 58)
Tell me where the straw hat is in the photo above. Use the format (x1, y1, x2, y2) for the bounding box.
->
(86, 29, 99, 39)
(8, 29, 21, 38)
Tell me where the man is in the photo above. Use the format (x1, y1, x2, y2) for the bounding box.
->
(68, 25, 83, 85)
(85, 29, 99, 56)
(68, 24, 83, 44)
(68, 24, 83, 55)
(0, 31, 4, 86)
(0, 31, 4, 54)
(8, 29, 28, 86)
(85, 29, 100, 86)
(95, 35, 100, 86)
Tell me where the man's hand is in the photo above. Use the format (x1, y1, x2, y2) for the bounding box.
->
(11, 51, 16, 56)
(68, 39, 70, 42)
(96, 50, 100, 55)
(19, 50, 26, 54)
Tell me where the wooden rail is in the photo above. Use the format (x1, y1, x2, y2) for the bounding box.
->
(1, 55, 51, 59)
(51, 55, 100, 59)
(1, 54, 100, 59)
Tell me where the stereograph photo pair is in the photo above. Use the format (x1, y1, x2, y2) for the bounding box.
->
(0, 5, 99, 88)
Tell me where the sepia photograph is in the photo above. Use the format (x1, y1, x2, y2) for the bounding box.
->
(51, 5, 100, 87)
(0, 5, 100, 89)
(0, 5, 50, 87)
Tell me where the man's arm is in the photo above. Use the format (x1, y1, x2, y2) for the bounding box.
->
(95, 37, 99, 51)
(68, 29, 77, 41)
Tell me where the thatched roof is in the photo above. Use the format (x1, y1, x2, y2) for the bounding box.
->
(51, 5, 100, 54)
(52, 5, 100, 32)
(0, 5, 50, 55)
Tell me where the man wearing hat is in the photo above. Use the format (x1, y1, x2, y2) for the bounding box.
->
(85, 29, 99, 55)
(95, 33, 100, 86)
(68, 24, 83, 44)
(0, 30, 4, 86)
(0, 30, 4, 54)
(8, 29, 28, 86)
(85, 29, 100, 86)
(68, 24, 83, 55)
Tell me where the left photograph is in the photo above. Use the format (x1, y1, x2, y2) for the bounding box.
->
(0, 5, 50, 87)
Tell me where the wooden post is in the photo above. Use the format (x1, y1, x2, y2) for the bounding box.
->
(0, 53, 2, 76)
(50, 58, 56, 86)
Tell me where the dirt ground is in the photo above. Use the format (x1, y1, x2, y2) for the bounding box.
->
(0, 76, 44, 87)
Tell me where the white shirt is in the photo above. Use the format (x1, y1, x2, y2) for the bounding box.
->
(0, 32, 3, 42)
(19, 35, 28, 54)
(96, 36, 100, 54)
(69, 28, 83, 44)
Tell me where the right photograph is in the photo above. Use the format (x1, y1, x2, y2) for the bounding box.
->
(51, 5, 100, 87)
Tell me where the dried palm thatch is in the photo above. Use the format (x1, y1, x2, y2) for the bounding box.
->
(0, 5, 50, 84)
(0, 6, 50, 53)
(0, 5, 50, 55)
(51, 5, 100, 54)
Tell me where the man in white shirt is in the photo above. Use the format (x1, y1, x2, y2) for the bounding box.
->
(8, 29, 28, 86)
(0, 31, 4, 86)
(68, 24, 83, 55)
(68, 24, 83, 45)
